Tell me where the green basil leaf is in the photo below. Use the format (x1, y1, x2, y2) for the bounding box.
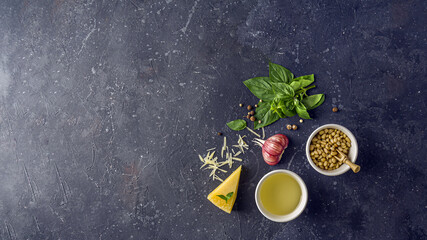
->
(271, 82, 295, 97)
(254, 108, 280, 129)
(290, 74, 314, 91)
(307, 94, 325, 110)
(270, 100, 278, 111)
(271, 100, 286, 118)
(226, 119, 247, 131)
(254, 102, 270, 129)
(302, 94, 325, 110)
(295, 100, 311, 119)
(274, 99, 296, 117)
(293, 74, 314, 82)
(243, 77, 275, 102)
(281, 107, 297, 117)
(226, 192, 234, 198)
(284, 98, 295, 110)
(216, 195, 229, 203)
(271, 97, 292, 118)
(269, 62, 294, 83)
(254, 101, 270, 118)
(274, 98, 286, 110)
(274, 108, 286, 118)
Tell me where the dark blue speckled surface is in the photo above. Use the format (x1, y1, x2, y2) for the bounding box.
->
(0, 0, 425, 239)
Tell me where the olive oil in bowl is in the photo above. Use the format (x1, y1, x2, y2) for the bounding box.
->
(259, 173, 302, 215)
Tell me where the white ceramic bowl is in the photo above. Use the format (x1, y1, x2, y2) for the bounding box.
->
(255, 170, 308, 222)
(306, 124, 358, 176)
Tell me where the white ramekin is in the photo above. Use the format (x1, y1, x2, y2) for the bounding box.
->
(255, 170, 308, 222)
(306, 124, 358, 176)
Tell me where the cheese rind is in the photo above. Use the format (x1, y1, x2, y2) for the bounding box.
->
(207, 166, 242, 213)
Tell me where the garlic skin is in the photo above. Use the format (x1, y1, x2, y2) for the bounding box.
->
(262, 149, 280, 165)
(253, 134, 289, 165)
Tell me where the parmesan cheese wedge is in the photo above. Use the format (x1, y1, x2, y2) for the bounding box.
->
(207, 166, 242, 214)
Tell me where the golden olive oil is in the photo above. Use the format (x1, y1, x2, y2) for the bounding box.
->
(260, 173, 302, 215)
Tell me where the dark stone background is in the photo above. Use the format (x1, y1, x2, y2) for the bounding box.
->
(0, 0, 425, 239)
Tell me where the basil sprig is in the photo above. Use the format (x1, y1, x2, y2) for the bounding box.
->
(244, 62, 325, 129)
(217, 192, 234, 203)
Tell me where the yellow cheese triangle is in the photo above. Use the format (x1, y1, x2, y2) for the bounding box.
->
(207, 165, 242, 214)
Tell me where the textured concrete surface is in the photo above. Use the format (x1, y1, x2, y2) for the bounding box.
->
(0, 0, 425, 239)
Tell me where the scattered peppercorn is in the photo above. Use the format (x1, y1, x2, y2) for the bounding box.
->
(250, 110, 255, 115)
(258, 120, 262, 124)
(286, 124, 292, 130)
(217, 132, 222, 136)
(299, 119, 304, 123)
(292, 124, 298, 130)
(250, 116, 256, 122)
(255, 104, 258, 108)
(332, 107, 338, 112)
(239, 103, 243, 107)
(247, 105, 253, 110)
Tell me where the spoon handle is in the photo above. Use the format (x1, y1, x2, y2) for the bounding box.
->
(344, 159, 361, 173)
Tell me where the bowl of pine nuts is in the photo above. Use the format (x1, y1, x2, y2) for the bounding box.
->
(306, 124, 358, 176)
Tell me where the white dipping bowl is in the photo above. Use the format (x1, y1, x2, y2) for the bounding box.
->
(255, 170, 308, 222)
(306, 124, 358, 176)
